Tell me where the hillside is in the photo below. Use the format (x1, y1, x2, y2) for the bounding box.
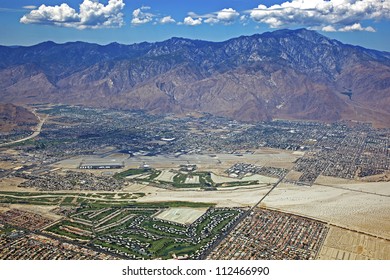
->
(0, 103, 38, 133)
(0, 29, 389, 126)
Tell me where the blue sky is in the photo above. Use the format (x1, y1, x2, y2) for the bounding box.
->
(0, 0, 389, 51)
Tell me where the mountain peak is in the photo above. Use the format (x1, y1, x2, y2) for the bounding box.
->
(266, 28, 330, 43)
(0, 31, 389, 127)
(35, 40, 58, 47)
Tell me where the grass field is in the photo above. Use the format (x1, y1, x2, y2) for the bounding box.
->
(43, 204, 242, 259)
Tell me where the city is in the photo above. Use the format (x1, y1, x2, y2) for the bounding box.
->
(0, 104, 389, 260)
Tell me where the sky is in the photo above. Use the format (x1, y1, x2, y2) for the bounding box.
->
(0, 0, 389, 51)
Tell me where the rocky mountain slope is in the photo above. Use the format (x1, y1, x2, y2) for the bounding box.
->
(0, 103, 38, 133)
(0, 29, 389, 126)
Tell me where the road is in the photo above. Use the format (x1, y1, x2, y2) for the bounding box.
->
(252, 173, 286, 208)
(200, 173, 287, 259)
(0, 110, 47, 147)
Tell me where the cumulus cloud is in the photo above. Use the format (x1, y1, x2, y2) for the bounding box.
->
(321, 25, 337, 32)
(249, 0, 390, 32)
(183, 16, 202, 26)
(130, 6, 175, 26)
(187, 8, 239, 25)
(131, 6, 154, 26)
(160, 16, 175, 24)
(216, 8, 239, 23)
(20, 0, 125, 29)
(20, 3, 80, 25)
(339, 23, 376, 32)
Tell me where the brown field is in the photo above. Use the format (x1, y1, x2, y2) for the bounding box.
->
(7, 204, 63, 221)
(318, 226, 390, 260)
(0, 162, 16, 169)
(262, 183, 390, 239)
(0, 177, 33, 192)
(315, 175, 357, 185)
(357, 170, 390, 182)
(284, 170, 303, 181)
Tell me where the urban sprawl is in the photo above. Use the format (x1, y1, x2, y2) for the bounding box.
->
(0, 105, 389, 260)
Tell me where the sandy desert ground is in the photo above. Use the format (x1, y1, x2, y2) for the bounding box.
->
(128, 183, 272, 207)
(327, 181, 390, 196)
(154, 207, 208, 225)
(318, 226, 390, 260)
(315, 175, 359, 185)
(262, 182, 390, 239)
(211, 173, 278, 184)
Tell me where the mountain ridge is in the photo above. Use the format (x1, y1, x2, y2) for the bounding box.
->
(0, 29, 389, 127)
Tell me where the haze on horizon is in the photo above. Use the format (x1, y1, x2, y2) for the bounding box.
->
(0, 0, 389, 52)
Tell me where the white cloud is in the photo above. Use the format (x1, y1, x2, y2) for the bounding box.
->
(240, 15, 249, 26)
(216, 8, 239, 23)
(189, 8, 239, 25)
(131, 6, 154, 26)
(23, 5, 37, 10)
(204, 17, 219, 24)
(187, 12, 201, 18)
(339, 23, 376, 32)
(20, 0, 125, 29)
(322, 25, 337, 32)
(20, 3, 80, 25)
(183, 16, 202, 26)
(160, 16, 175, 24)
(249, 0, 390, 32)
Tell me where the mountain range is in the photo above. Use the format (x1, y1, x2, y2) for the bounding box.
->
(1, 29, 389, 127)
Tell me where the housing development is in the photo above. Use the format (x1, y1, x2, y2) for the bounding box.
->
(0, 104, 389, 260)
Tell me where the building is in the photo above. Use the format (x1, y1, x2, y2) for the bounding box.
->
(79, 161, 124, 169)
